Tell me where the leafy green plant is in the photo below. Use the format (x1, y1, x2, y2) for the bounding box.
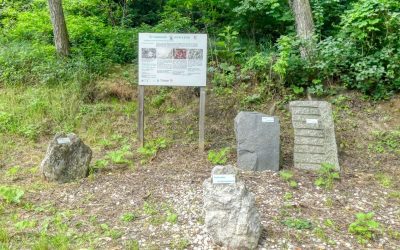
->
(94, 159, 109, 169)
(6, 166, 21, 177)
(314, 163, 340, 189)
(120, 212, 137, 222)
(126, 240, 140, 250)
(279, 170, 293, 181)
(283, 192, 293, 201)
(348, 212, 381, 244)
(0, 225, 9, 245)
(370, 130, 400, 155)
(151, 92, 167, 108)
(375, 173, 393, 188)
(215, 26, 241, 64)
(14, 220, 37, 231)
(0, 186, 24, 204)
(291, 85, 304, 95)
(313, 226, 336, 245)
(273, 35, 294, 81)
(106, 145, 131, 164)
(282, 217, 312, 230)
(166, 211, 178, 224)
(143, 202, 158, 216)
(279, 170, 298, 189)
(241, 94, 262, 106)
(207, 147, 230, 165)
(137, 138, 168, 163)
(100, 223, 122, 239)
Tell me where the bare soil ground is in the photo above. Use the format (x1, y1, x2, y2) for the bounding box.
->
(0, 81, 399, 249)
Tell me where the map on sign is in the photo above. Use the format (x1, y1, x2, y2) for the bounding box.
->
(138, 33, 207, 86)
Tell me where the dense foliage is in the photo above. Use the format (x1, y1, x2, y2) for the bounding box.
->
(0, 0, 399, 99)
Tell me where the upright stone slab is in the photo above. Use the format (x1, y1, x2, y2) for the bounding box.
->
(234, 111, 280, 171)
(289, 101, 340, 170)
(203, 165, 261, 249)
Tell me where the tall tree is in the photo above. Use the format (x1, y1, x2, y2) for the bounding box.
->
(290, 0, 314, 58)
(48, 0, 70, 56)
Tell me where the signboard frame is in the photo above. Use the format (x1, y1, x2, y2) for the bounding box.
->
(137, 33, 208, 151)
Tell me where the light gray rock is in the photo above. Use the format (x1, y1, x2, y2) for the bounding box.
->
(203, 165, 261, 249)
(289, 101, 340, 170)
(234, 111, 280, 171)
(40, 133, 92, 183)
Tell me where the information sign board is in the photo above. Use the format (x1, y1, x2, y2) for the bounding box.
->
(138, 33, 207, 86)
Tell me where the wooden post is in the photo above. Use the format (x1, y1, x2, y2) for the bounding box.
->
(138, 85, 145, 147)
(199, 87, 206, 152)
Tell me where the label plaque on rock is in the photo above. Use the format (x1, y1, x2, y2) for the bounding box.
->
(57, 137, 71, 144)
(235, 111, 280, 171)
(212, 174, 236, 184)
(289, 101, 340, 170)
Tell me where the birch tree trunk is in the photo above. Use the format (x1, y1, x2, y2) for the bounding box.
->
(290, 0, 314, 59)
(48, 0, 70, 56)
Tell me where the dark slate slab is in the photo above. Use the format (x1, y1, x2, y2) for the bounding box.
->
(234, 111, 280, 171)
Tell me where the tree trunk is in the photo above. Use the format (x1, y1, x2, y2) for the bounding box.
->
(48, 0, 70, 56)
(290, 0, 314, 58)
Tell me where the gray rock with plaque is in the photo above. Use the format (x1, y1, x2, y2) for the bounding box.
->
(203, 165, 261, 249)
(40, 133, 92, 183)
(289, 101, 340, 170)
(234, 111, 280, 171)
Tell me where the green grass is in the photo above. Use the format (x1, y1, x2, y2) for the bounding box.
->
(0, 86, 83, 140)
(279, 170, 298, 189)
(375, 173, 393, 188)
(282, 217, 313, 230)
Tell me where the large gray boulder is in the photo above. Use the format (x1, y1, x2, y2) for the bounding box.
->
(40, 133, 92, 183)
(203, 165, 261, 249)
(234, 111, 280, 171)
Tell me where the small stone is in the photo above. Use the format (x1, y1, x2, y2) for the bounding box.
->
(40, 133, 92, 183)
(203, 165, 262, 249)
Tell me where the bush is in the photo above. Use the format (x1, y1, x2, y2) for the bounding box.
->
(348, 212, 381, 244)
(0, 0, 138, 86)
(311, 0, 400, 99)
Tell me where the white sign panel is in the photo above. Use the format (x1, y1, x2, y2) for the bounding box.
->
(57, 137, 71, 144)
(138, 33, 207, 86)
(306, 118, 319, 124)
(212, 174, 236, 184)
(262, 117, 275, 123)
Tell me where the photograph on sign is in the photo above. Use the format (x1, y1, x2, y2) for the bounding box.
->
(138, 33, 207, 87)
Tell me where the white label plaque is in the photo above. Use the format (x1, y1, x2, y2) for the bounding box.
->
(262, 117, 274, 123)
(138, 33, 208, 86)
(57, 137, 71, 144)
(306, 119, 319, 124)
(212, 174, 236, 184)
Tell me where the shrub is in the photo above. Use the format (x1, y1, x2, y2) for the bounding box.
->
(207, 147, 230, 165)
(311, 0, 400, 99)
(314, 163, 340, 189)
(0, 186, 24, 204)
(348, 212, 381, 244)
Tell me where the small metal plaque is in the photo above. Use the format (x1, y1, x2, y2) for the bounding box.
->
(212, 174, 236, 184)
(57, 137, 71, 144)
(306, 118, 319, 124)
(262, 116, 274, 123)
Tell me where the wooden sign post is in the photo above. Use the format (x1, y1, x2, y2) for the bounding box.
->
(137, 33, 208, 151)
